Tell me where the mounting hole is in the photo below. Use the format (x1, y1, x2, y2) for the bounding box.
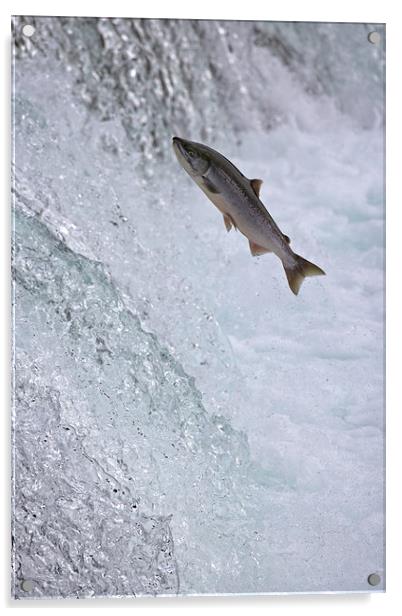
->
(21, 579, 34, 592)
(22, 24, 35, 38)
(367, 573, 381, 586)
(368, 31, 381, 45)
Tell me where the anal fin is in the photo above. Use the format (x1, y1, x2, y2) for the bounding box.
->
(249, 240, 271, 256)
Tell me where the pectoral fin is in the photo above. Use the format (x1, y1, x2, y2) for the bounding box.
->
(250, 178, 263, 197)
(223, 214, 235, 232)
(249, 240, 271, 256)
(202, 177, 219, 194)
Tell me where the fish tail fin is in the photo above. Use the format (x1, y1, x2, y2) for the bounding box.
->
(283, 254, 325, 295)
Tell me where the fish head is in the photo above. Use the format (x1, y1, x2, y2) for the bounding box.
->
(172, 137, 210, 177)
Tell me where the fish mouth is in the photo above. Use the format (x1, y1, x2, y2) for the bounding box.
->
(172, 136, 186, 158)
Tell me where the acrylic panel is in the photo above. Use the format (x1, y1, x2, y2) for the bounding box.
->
(11, 16, 385, 598)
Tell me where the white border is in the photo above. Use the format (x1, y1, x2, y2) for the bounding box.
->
(2, 1, 391, 21)
(2, 1, 401, 614)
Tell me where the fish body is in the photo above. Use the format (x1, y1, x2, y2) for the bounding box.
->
(172, 136, 325, 295)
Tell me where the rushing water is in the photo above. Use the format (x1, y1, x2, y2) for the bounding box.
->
(12, 16, 385, 597)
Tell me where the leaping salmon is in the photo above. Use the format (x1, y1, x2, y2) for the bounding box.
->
(172, 136, 325, 295)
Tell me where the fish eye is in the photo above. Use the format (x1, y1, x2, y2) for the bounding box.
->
(187, 149, 196, 158)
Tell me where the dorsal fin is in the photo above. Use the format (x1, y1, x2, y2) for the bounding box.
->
(283, 234, 291, 244)
(250, 178, 263, 197)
